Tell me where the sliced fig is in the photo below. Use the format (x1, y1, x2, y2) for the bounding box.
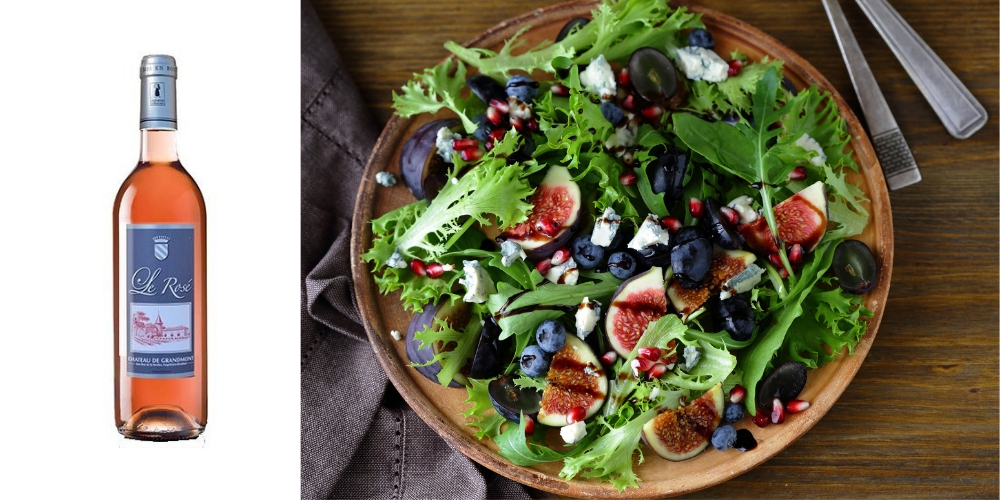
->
(756, 361, 808, 413)
(488, 374, 542, 423)
(738, 181, 828, 253)
(670, 227, 713, 289)
(536, 335, 608, 427)
(556, 17, 589, 42)
(605, 267, 667, 357)
(405, 299, 473, 387)
(399, 118, 460, 200)
(701, 197, 745, 250)
(500, 166, 582, 260)
(642, 383, 724, 461)
(628, 47, 678, 103)
(668, 247, 756, 318)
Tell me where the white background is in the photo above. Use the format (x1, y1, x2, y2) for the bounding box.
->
(0, 1, 300, 497)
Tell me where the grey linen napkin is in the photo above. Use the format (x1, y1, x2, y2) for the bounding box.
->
(300, 2, 532, 499)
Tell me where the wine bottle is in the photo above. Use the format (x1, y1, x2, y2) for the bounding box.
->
(113, 55, 207, 440)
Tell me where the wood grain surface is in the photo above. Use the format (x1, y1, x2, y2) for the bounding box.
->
(313, 0, 1000, 497)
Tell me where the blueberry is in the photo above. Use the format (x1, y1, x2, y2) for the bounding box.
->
(472, 114, 492, 142)
(535, 320, 567, 354)
(600, 101, 625, 127)
(519, 345, 550, 378)
(607, 251, 636, 280)
(688, 28, 715, 50)
(571, 235, 605, 270)
(467, 74, 507, 104)
(711, 424, 737, 451)
(506, 75, 539, 102)
(723, 402, 745, 424)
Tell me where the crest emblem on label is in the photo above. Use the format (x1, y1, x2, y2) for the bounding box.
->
(153, 236, 170, 261)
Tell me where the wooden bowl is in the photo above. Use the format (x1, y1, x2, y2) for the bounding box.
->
(350, 1, 893, 497)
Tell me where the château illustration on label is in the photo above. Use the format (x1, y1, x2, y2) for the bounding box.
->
(113, 55, 207, 440)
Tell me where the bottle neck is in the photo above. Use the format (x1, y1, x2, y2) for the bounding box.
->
(139, 129, 179, 163)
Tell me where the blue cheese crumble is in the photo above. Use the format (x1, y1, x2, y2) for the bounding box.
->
(575, 297, 601, 340)
(500, 240, 527, 267)
(560, 420, 588, 444)
(721, 263, 765, 298)
(674, 46, 729, 83)
(375, 171, 397, 187)
(545, 256, 579, 285)
(386, 248, 408, 269)
(682, 345, 701, 371)
(628, 214, 670, 251)
(795, 132, 827, 166)
(459, 260, 493, 303)
(604, 114, 637, 155)
(727, 195, 758, 224)
(435, 126, 461, 163)
(590, 207, 621, 247)
(580, 54, 617, 101)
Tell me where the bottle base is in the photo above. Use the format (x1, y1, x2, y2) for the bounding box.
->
(119, 405, 205, 441)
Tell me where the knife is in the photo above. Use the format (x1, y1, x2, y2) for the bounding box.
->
(821, 0, 921, 190)
(855, 0, 987, 139)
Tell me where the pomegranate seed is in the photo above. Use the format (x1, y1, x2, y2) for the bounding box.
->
(751, 410, 771, 428)
(489, 98, 510, 114)
(551, 247, 571, 266)
(550, 83, 570, 97)
(523, 416, 535, 436)
(647, 363, 668, 379)
(460, 148, 483, 162)
(410, 259, 427, 277)
(426, 262, 445, 279)
(768, 253, 783, 267)
(662, 353, 678, 368)
(486, 106, 503, 125)
(641, 104, 663, 120)
(720, 206, 740, 227)
(788, 165, 807, 181)
(631, 357, 655, 372)
(535, 218, 559, 238)
(786, 399, 810, 414)
(510, 115, 525, 132)
(689, 197, 704, 218)
(566, 406, 586, 424)
(527, 118, 539, 133)
(728, 59, 743, 77)
(619, 171, 637, 186)
(730, 385, 746, 404)
(661, 216, 682, 232)
(622, 94, 636, 111)
(618, 68, 630, 87)
(771, 397, 786, 424)
(779, 267, 789, 278)
(789, 244, 804, 267)
(452, 138, 478, 150)
(600, 351, 618, 366)
(535, 259, 552, 275)
(486, 128, 506, 150)
(638, 347, 662, 361)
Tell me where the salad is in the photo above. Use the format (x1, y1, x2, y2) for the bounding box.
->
(362, 0, 878, 492)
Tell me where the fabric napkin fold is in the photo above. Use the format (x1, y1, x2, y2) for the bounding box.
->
(300, 2, 531, 498)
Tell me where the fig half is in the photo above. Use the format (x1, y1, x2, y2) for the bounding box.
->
(536, 335, 608, 427)
(738, 181, 829, 254)
(605, 266, 667, 357)
(405, 300, 472, 388)
(667, 247, 756, 318)
(642, 383, 724, 461)
(500, 165, 582, 260)
(399, 118, 460, 201)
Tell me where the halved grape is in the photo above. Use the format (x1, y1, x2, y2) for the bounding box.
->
(833, 240, 878, 294)
(628, 47, 678, 103)
(556, 18, 589, 42)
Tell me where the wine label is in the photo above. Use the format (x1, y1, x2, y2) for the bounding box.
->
(126, 224, 195, 378)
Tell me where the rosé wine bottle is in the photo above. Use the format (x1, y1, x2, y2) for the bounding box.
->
(114, 55, 207, 440)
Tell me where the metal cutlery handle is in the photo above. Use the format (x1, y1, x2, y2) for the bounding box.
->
(855, 0, 987, 139)
(822, 0, 921, 190)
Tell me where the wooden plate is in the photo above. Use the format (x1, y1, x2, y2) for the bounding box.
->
(350, 1, 893, 497)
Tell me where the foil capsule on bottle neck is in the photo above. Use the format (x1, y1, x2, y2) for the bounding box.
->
(139, 54, 177, 130)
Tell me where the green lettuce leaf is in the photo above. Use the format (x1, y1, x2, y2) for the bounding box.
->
(782, 283, 872, 368)
(391, 58, 483, 133)
(462, 377, 507, 439)
(495, 414, 591, 466)
(412, 303, 485, 386)
(559, 409, 658, 492)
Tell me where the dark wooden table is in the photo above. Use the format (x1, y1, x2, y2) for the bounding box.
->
(311, 0, 1000, 497)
